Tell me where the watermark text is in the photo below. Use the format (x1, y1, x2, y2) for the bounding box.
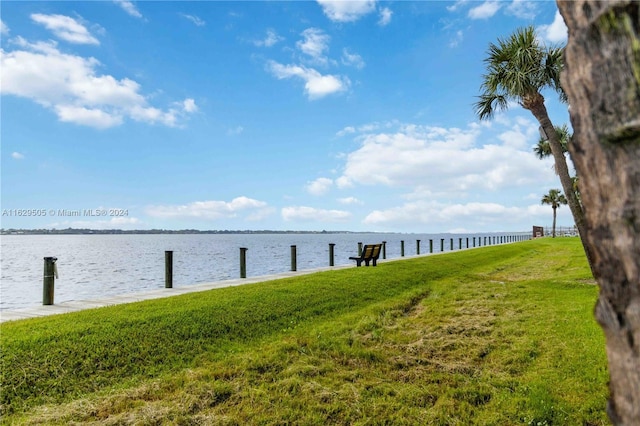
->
(2, 209, 129, 217)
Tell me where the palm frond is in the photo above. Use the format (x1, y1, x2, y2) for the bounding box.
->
(541, 188, 567, 207)
(476, 26, 568, 118)
(474, 93, 509, 120)
(534, 140, 552, 159)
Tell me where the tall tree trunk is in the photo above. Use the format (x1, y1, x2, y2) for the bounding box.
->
(552, 206, 557, 238)
(528, 102, 596, 274)
(557, 1, 640, 424)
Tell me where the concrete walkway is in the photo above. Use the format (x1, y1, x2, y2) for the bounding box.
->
(0, 264, 354, 323)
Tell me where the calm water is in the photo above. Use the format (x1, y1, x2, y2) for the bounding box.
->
(0, 232, 526, 310)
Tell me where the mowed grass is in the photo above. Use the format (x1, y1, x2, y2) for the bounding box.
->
(1, 238, 609, 425)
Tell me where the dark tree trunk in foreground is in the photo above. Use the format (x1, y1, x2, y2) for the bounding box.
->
(557, 1, 640, 424)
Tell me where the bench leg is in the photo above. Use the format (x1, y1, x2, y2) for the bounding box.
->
(372, 259, 377, 266)
(356, 260, 363, 267)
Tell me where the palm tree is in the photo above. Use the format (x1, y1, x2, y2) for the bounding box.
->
(534, 124, 582, 206)
(541, 189, 567, 237)
(474, 26, 594, 273)
(533, 124, 569, 159)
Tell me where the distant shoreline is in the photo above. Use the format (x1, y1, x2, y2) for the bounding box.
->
(0, 228, 370, 236)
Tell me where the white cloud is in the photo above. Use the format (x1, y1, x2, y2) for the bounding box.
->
(11, 152, 25, 160)
(297, 28, 330, 65)
(181, 98, 198, 113)
(336, 126, 356, 137)
(446, 0, 469, 12)
(538, 11, 568, 44)
(449, 30, 464, 48)
(30, 14, 99, 45)
(146, 197, 270, 220)
(468, 1, 501, 19)
(306, 177, 334, 195)
(364, 200, 529, 228)
(338, 197, 362, 205)
(1, 19, 9, 35)
(337, 121, 390, 137)
(317, 0, 377, 22)
(55, 105, 123, 128)
(267, 61, 349, 100)
(254, 29, 283, 47)
(497, 117, 538, 149)
(336, 120, 553, 195)
(506, 0, 538, 20)
(0, 38, 196, 128)
(378, 7, 392, 26)
(113, 0, 143, 18)
(282, 206, 351, 222)
(525, 192, 541, 201)
(227, 125, 244, 136)
(341, 48, 365, 69)
(180, 13, 205, 26)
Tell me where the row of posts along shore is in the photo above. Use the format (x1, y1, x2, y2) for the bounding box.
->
(42, 234, 531, 305)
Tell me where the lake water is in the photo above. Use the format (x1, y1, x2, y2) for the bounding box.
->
(0, 232, 528, 310)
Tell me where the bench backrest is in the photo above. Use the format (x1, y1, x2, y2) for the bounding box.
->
(362, 245, 375, 259)
(370, 244, 382, 259)
(361, 244, 382, 260)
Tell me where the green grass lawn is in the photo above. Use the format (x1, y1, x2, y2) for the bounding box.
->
(0, 238, 609, 425)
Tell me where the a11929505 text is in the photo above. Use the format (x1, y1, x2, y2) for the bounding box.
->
(2, 209, 129, 217)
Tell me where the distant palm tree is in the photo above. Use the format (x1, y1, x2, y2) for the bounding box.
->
(541, 189, 568, 238)
(533, 124, 570, 160)
(474, 26, 594, 272)
(534, 125, 582, 206)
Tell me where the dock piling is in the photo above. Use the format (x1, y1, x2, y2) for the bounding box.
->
(291, 245, 297, 272)
(329, 243, 335, 266)
(240, 248, 248, 278)
(43, 257, 57, 305)
(165, 251, 173, 289)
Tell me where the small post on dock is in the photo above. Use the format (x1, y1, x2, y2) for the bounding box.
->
(43, 257, 57, 305)
(382, 241, 387, 259)
(441, 239, 445, 252)
(467, 237, 470, 248)
(450, 238, 453, 251)
(329, 243, 335, 266)
(473, 237, 476, 247)
(240, 248, 248, 278)
(416, 240, 421, 255)
(401, 240, 405, 257)
(165, 251, 173, 288)
(429, 239, 433, 253)
(358, 242, 363, 256)
(459, 238, 462, 250)
(291, 245, 297, 272)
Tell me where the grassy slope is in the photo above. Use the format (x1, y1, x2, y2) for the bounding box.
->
(0, 238, 609, 425)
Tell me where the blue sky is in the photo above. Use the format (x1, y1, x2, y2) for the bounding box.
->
(1, 0, 574, 233)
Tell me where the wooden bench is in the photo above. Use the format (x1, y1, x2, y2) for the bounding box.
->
(349, 244, 382, 267)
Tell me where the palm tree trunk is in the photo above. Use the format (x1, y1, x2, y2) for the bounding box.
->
(552, 206, 557, 238)
(528, 102, 596, 274)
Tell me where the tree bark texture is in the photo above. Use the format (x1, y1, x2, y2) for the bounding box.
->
(557, 1, 640, 424)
